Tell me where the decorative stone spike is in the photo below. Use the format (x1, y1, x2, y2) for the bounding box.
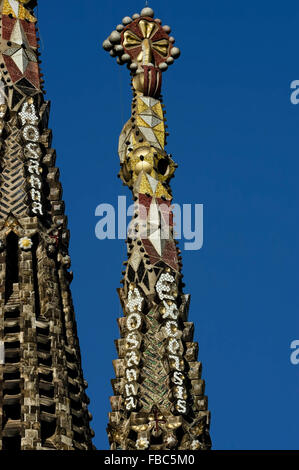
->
(103, 7, 211, 451)
(0, 1, 93, 450)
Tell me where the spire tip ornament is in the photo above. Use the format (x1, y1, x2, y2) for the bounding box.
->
(103, 7, 181, 98)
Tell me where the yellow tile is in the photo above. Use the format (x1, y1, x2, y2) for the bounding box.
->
(153, 121, 165, 132)
(155, 182, 171, 200)
(3, 0, 14, 15)
(2, 1, 36, 22)
(152, 102, 164, 120)
(137, 98, 149, 115)
(19, 4, 36, 22)
(154, 130, 165, 149)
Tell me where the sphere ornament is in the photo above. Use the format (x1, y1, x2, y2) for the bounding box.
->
(171, 47, 181, 59)
(103, 39, 113, 51)
(159, 62, 168, 71)
(122, 16, 132, 26)
(130, 63, 138, 72)
(102, 5, 180, 79)
(109, 30, 121, 44)
(115, 44, 124, 54)
(162, 25, 171, 34)
(140, 7, 155, 18)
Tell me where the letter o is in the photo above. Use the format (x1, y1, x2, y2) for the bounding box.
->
(126, 313, 142, 331)
(23, 125, 39, 142)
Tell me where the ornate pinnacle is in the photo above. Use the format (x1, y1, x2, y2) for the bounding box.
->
(103, 7, 181, 98)
(0, 1, 94, 450)
(103, 6, 211, 452)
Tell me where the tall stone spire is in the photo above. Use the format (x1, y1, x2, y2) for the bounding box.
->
(103, 7, 211, 451)
(0, 1, 94, 450)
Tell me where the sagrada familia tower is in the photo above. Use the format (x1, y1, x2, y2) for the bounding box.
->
(103, 7, 211, 451)
(0, 1, 94, 450)
(0, 1, 211, 452)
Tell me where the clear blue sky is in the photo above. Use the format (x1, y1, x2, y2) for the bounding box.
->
(37, 0, 299, 450)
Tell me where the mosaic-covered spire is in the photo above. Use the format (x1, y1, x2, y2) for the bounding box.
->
(103, 7, 211, 451)
(0, 1, 94, 450)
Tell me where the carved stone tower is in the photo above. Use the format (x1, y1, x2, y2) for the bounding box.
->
(103, 7, 211, 450)
(0, 1, 93, 450)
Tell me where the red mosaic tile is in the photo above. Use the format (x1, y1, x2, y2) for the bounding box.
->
(25, 62, 40, 89)
(3, 55, 22, 83)
(157, 198, 171, 209)
(2, 16, 16, 41)
(20, 20, 37, 48)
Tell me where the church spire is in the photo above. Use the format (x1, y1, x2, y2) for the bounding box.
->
(103, 7, 211, 451)
(0, 1, 94, 450)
